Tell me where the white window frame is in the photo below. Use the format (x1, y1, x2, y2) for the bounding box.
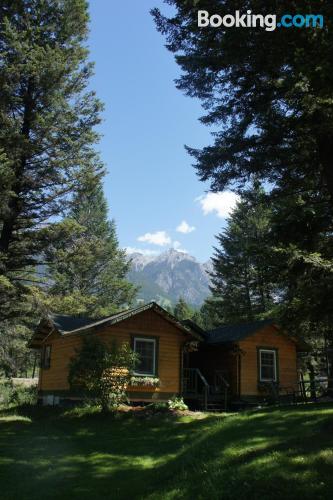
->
(133, 337, 156, 376)
(259, 349, 277, 382)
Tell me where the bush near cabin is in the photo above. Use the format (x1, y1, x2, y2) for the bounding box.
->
(68, 337, 138, 411)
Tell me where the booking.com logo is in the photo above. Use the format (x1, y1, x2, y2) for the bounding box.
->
(198, 10, 324, 31)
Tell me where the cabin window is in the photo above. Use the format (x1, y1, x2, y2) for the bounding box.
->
(42, 345, 52, 369)
(133, 337, 157, 376)
(259, 349, 277, 382)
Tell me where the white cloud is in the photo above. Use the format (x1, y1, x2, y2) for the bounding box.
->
(137, 230, 171, 246)
(196, 191, 239, 218)
(173, 241, 188, 253)
(124, 247, 159, 256)
(176, 220, 196, 234)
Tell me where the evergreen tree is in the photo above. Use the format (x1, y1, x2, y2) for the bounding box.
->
(174, 297, 193, 321)
(198, 298, 223, 330)
(209, 185, 278, 323)
(46, 179, 137, 318)
(0, 0, 104, 321)
(0, 322, 35, 377)
(153, 2, 333, 348)
(152, 1, 333, 204)
(269, 189, 333, 340)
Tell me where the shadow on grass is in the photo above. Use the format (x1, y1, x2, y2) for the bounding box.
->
(0, 404, 332, 500)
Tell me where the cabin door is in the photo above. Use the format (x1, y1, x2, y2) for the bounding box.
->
(183, 350, 190, 369)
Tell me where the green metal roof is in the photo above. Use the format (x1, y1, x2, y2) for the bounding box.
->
(206, 319, 276, 344)
(51, 314, 96, 333)
(206, 319, 310, 351)
(29, 302, 203, 348)
(53, 302, 193, 335)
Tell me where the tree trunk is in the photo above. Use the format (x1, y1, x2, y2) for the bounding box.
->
(32, 352, 38, 378)
(244, 263, 253, 321)
(0, 81, 33, 256)
(318, 136, 333, 207)
(307, 363, 317, 401)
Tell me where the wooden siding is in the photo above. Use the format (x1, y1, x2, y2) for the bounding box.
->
(238, 325, 298, 396)
(39, 309, 189, 399)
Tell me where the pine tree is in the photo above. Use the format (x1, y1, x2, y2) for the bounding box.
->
(174, 297, 193, 321)
(198, 298, 224, 330)
(46, 179, 137, 318)
(152, 1, 333, 204)
(0, 322, 35, 377)
(0, 0, 104, 321)
(269, 189, 333, 339)
(209, 185, 278, 324)
(153, 3, 333, 345)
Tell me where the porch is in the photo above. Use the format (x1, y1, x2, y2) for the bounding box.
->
(181, 340, 307, 411)
(181, 339, 241, 411)
(181, 366, 312, 411)
(182, 367, 230, 411)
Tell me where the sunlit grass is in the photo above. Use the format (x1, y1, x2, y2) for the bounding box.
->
(0, 404, 332, 499)
(0, 414, 32, 423)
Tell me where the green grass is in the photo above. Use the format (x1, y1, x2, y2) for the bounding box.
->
(0, 404, 333, 499)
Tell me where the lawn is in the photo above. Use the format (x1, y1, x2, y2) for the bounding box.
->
(0, 404, 333, 500)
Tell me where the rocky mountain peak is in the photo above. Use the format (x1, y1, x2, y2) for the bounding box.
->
(127, 249, 211, 307)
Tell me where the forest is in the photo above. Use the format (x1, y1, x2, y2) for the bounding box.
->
(153, 0, 333, 379)
(1, 0, 333, 384)
(1, 3, 333, 499)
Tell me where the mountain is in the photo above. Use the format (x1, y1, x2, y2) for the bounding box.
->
(127, 249, 212, 308)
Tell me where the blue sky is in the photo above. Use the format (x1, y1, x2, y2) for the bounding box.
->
(88, 0, 238, 262)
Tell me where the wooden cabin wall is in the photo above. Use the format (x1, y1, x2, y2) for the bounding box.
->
(39, 309, 188, 401)
(238, 326, 298, 396)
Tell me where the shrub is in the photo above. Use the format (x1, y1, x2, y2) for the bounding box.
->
(68, 337, 138, 412)
(168, 396, 188, 411)
(0, 380, 37, 408)
(146, 397, 189, 413)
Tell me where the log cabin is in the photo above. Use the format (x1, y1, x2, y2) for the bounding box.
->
(184, 319, 309, 409)
(28, 302, 309, 409)
(28, 302, 201, 405)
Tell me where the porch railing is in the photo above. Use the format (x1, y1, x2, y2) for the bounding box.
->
(214, 370, 230, 411)
(182, 368, 209, 410)
(182, 368, 230, 411)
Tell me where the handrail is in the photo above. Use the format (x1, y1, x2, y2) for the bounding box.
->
(196, 369, 209, 410)
(214, 370, 229, 411)
(183, 368, 230, 411)
(298, 379, 326, 401)
(182, 368, 209, 410)
(182, 368, 209, 388)
(196, 368, 209, 388)
(215, 370, 230, 389)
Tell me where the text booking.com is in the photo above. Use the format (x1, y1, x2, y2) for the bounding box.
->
(198, 10, 324, 31)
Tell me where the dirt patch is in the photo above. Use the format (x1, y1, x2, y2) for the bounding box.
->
(116, 404, 209, 419)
